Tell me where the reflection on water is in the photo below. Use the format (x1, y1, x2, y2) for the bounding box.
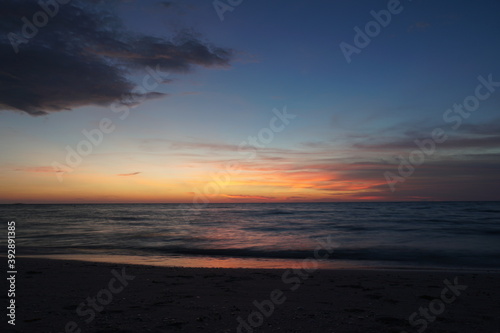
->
(2, 202, 500, 269)
(22, 254, 368, 270)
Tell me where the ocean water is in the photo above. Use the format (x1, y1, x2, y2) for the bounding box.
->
(1, 202, 499, 270)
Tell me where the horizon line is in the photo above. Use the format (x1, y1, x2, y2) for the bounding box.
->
(1, 200, 499, 205)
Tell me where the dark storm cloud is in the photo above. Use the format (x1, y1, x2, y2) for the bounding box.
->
(0, 0, 232, 116)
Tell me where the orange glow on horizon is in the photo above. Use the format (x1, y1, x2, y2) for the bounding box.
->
(0, 155, 430, 204)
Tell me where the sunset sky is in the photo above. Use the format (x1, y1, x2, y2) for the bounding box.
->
(1, 0, 499, 203)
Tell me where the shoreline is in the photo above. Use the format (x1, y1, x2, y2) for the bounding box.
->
(9, 257, 500, 332)
(15, 253, 500, 273)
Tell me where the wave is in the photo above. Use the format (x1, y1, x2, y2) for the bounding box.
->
(19, 243, 500, 268)
(259, 209, 295, 216)
(463, 208, 500, 213)
(5, 201, 500, 269)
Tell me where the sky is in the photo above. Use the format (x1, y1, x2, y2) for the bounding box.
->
(0, 0, 499, 203)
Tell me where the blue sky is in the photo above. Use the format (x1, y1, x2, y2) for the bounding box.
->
(1, 0, 499, 203)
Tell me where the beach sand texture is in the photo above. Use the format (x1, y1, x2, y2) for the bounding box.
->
(7, 258, 500, 332)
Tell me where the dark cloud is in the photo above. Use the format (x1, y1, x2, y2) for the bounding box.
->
(160, 1, 173, 9)
(352, 119, 500, 152)
(353, 134, 500, 151)
(0, 0, 232, 116)
(458, 119, 500, 135)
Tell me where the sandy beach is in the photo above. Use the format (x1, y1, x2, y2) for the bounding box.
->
(4, 257, 499, 332)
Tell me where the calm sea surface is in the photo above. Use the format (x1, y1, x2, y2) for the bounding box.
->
(1, 202, 499, 269)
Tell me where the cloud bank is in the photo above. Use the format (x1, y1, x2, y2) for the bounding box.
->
(0, 0, 232, 116)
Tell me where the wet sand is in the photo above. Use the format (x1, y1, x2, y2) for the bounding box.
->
(6, 257, 500, 332)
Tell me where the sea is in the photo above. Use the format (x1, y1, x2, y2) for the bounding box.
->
(1, 202, 499, 270)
